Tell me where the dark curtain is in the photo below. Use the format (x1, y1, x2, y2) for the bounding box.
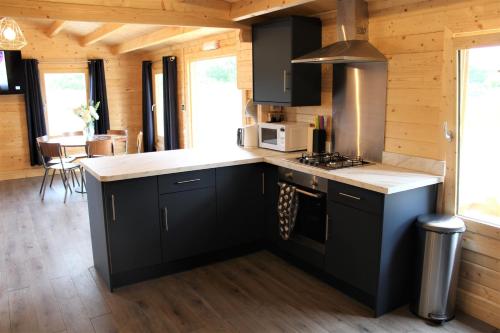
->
(162, 56, 180, 150)
(142, 61, 155, 152)
(23, 59, 47, 166)
(88, 59, 110, 134)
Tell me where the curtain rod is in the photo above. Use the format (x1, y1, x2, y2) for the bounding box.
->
(37, 59, 110, 65)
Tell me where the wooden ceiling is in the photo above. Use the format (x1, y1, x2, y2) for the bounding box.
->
(5, 0, 336, 55)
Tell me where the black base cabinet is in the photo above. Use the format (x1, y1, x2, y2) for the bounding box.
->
(215, 164, 266, 249)
(324, 181, 437, 317)
(86, 165, 437, 318)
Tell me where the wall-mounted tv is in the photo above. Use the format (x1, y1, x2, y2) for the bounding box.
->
(0, 50, 24, 95)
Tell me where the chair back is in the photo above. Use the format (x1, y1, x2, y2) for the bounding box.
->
(86, 139, 114, 157)
(137, 131, 143, 153)
(39, 142, 63, 159)
(107, 129, 128, 136)
(62, 131, 83, 136)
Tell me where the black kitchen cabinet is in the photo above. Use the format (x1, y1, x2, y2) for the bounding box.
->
(103, 177, 162, 275)
(159, 187, 217, 262)
(252, 16, 322, 106)
(324, 181, 437, 316)
(325, 202, 381, 296)
(216, 164, 265, 249)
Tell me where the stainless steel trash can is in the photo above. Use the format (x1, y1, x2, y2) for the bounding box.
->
(411, 214, 466, 324)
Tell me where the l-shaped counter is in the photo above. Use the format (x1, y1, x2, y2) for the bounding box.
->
(81, 147, 443, 194)
(81, 147, 443, 317)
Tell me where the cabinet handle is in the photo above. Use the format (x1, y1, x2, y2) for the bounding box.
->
(338, 192, 361, 200)
(261, 172, 265, 195)
(325, 214, 329, 241)
(163, 207, 169, 231)
(175, 178, 201, 184)
(283, 70, 288, 92)
(111, 194, 116, 222)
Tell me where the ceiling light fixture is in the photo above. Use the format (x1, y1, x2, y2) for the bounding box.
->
(0, 17, 27, 50)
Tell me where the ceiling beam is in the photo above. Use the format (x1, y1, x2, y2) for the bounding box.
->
(46, 20, 66, 37)
(81, 23, 125, 47)
(230, 0, 316, 21)
(112, 27, 200, 54)
(0, 0, 246, 29)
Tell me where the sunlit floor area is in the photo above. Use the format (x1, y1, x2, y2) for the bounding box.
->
(0, 177, 497, 333)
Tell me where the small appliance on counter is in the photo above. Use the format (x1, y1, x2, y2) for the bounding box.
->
(258, 122, 309, 152)
(237, 124, 259, 147)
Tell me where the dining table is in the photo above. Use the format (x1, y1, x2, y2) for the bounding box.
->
(41, 134, 128, 193)
(42, 133, 127, 147)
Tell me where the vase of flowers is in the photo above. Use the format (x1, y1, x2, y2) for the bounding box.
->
(74, 101, 100, 140)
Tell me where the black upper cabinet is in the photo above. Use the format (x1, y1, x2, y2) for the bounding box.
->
(216, 164, 266, 249)
(252, 16, 322, 106)
(103, 177, 162, 274)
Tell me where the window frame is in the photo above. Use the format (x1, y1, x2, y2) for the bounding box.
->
(39, 66, 89, 136)
(442, 28, 500, 233)
(152, 71, 164, 151)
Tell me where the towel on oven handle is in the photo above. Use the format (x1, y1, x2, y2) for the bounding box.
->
(277, 182, 299, 240)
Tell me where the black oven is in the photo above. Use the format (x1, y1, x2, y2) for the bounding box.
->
(278, 167, 328, 255)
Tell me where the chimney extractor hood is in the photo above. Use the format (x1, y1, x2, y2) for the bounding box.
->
(292, 0, 386, 64)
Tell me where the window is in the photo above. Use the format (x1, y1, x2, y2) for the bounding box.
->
(189, 56, 242, 148)
(43, 72, 88, 136)
(458, 45, 500, 226)
(154, 73, 164, 148)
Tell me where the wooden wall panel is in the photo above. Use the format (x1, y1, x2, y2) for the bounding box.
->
(0, 19, 144, 181)
(365, 2, 500, 324)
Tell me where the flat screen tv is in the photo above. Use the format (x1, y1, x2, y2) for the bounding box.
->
(0, 50, 24, 95)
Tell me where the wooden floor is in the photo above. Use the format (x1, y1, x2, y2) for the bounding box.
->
(0, 176, 498, 333)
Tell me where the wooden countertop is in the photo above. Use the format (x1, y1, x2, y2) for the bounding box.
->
(80, 147, 443, 194)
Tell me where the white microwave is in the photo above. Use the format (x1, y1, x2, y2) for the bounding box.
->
(258, 122, 309, 152)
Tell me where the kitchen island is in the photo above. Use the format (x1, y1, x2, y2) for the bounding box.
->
(81, 147, 442, 317)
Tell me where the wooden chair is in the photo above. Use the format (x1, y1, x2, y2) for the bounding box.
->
(61, 130, 87, 159)
(36, 136, 77, 193)
(137, 131, 143, 153)
(38, 141, 80, 203)
(107, 129, 128, 154)
(86, 139, 114, 158)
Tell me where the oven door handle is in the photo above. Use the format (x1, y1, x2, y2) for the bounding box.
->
(296, 188, 324, 198)
(278, 182, 324, 198)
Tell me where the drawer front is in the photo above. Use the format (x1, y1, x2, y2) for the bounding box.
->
(159, 169, 215, 194)
(328, 181, 384, 215)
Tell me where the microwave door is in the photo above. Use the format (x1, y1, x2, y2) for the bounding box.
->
(261, 128, 278, 145)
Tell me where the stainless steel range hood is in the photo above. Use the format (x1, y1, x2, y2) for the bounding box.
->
(292, 0, 386, 64)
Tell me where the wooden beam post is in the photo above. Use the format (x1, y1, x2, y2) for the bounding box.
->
(46, 20, 66, 37)
(0, 0, 247, 29)
(111, 27, 200, 54)
(230, 0, 316, 21)
(80, 23, 125, 46)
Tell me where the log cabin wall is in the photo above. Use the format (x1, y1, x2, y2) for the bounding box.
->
(370, 1, 500, 328)
(0, 19, 144, 181)
(283, 0, 500, 327)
